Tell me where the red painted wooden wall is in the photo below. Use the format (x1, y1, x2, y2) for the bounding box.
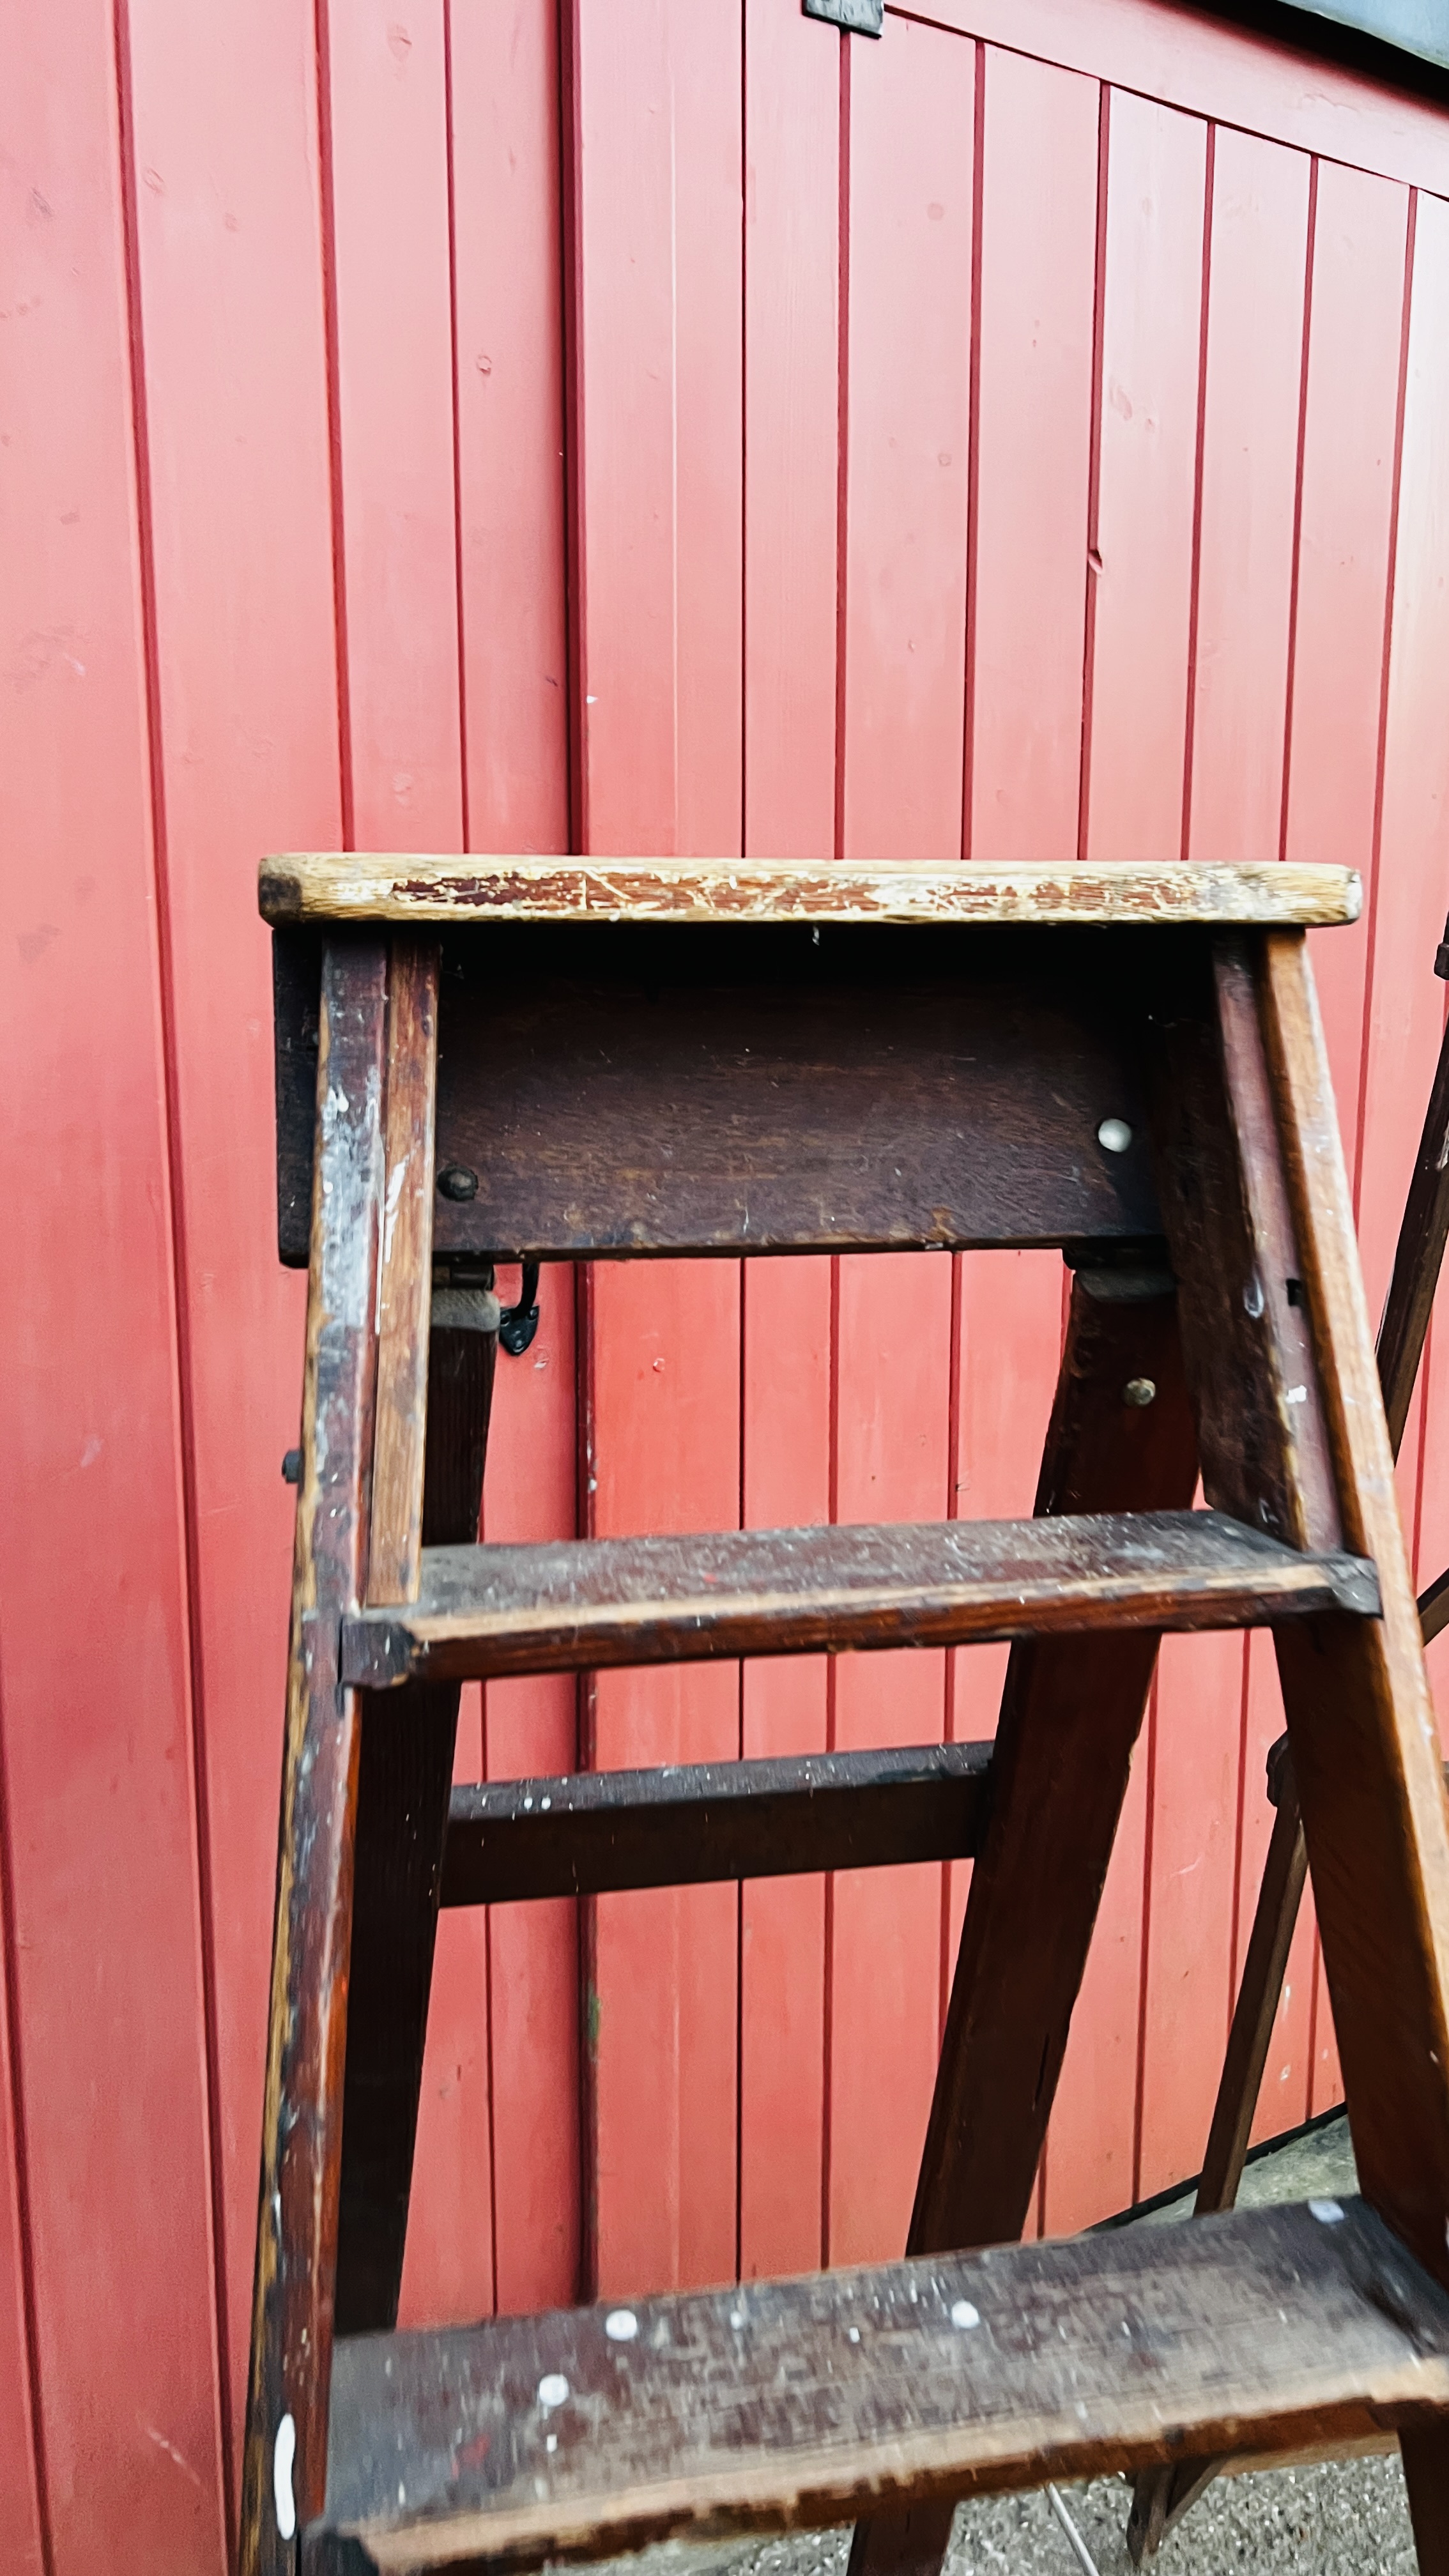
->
(5, 0, 1449, 2563)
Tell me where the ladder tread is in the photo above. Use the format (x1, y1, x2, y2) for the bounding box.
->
(313, 2199, 1449, 2575)
(341, 1510, 1377, 1689)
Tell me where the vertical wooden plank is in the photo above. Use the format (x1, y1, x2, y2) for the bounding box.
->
(840, 15, 974, 861)
(482, 1266, 582, 2319)
(587, 1263, 742, 2297)
(827, 1254, 954, 2269)
(1285, 164, 1409, 1117)
(1137, 1632, 1249, 2201)
(1, 4, 227, 2569)
(949, 1254, 1062, 2041)
(1081, 91, 1205, 864)
(120, 0, 343, 2481)
(1356, 194, 1449, 1336)
(571, 0, 744, 2298)
(736, 0, 839, 2288)
(321, 0, 483, 2336)
(968, 45, 1098, 862)
(827, 13, 970, 2271)
(450, 0, 570, 854)
(1184, 128, 1309, 860)
(1136, 123, 1308, 2205)
(1052, 90, 1200, 2232)
(743, 0, 839, 860)
(739, 1260, 832, 2281)
(325, 0, 463, 852)
(444, 0, 576, 2324)
(1338, 192, 1449, 2111)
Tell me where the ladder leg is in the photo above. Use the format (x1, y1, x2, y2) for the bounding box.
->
(240, 937, 391, 2576)
(848, 1263, 1199, 2576)
(335, 1307, 497, 2332)
(1259, 936, 1449, 2566)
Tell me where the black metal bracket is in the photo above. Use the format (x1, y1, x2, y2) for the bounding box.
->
(499, 1261, 540, 1357)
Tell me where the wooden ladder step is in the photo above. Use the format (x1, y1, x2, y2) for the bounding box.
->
(440, 1740, 993, 1907)
(312, 2199, 1449, 2575)
(341, 1511, 1377, 1688)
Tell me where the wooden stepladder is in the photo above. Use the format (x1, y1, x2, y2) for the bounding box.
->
(243, 856, 1449, 2576)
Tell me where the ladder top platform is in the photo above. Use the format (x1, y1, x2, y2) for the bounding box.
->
(259, 854, 1361, 931)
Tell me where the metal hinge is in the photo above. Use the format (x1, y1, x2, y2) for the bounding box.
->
(803, 0, 884, 33)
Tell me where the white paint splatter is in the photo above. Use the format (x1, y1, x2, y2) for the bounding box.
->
(273, 2414, 297, 2540)
(1309, 2198, 1345, 2225)
(605, 2308, 639, 2343)
(950, 2299, 981, 2331)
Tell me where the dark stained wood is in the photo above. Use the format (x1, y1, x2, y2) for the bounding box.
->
(367, 939, 441, 1607)
(1420, 1566, 1449, 1646)
(272, 924, 322, 1264)
(1376, 998, 1449, 1455)
(277, 920, 1171, 1266)
(241, 935, 390, 2576)
(1258, 929, 1449, 2547)
(849, 1271, 1203, 2576)
(261, 850, 1363, 931)
(307, 2200, 1449, 2576)
(1146, 937, 1341, 1552)
(439, 1742, 994, 1909)
(335, 1313, 497, 2338)
(341, 1509, 1376, 1691)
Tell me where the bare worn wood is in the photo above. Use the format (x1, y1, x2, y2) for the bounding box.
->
(241, 935, 389, 2576)
(335, 1308, 497, 2337)
(439, 1741, 993, 1909)
(848, 1271, 1203, 2576)
(305, 2200, 1449, 2576)
(367, 939, 441, 1607)
(1259, 928, 1449, 2549)
(260, 851, 1361, 930)
(276, 923, 1168, 1267)
(341, 1510, 1376, 1691)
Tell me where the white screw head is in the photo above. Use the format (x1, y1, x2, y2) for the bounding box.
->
(950, 2299, 981, 2329)
(604, 2308, 639, 2342)
(1309, 2198, 1346, 2225)
(1097, 1117, 1133, 1154)
(537, 2372, 570, 2409)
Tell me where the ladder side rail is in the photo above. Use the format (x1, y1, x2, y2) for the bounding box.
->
(240, 933, 391, 2576)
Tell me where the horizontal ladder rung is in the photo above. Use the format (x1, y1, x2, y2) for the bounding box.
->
(440, 1740, 993, 1906)
(342, 1510, 1378, 1689)
(314, 2199, 1449, 2575)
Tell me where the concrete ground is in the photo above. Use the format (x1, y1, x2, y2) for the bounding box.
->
(599, 2115, 1421, 2576)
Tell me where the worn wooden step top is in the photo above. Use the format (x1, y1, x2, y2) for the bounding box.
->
(341, 1510, 1377, 1689)
(314, 2199, 1449, 2575)
(261, 852, 1360, 930)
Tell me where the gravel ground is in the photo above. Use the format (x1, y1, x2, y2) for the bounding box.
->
(592, 2115, 1419, 2576)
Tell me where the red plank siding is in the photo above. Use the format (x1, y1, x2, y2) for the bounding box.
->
(1, 3, 227, 2564)
(5, 3, 1449, 2552)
